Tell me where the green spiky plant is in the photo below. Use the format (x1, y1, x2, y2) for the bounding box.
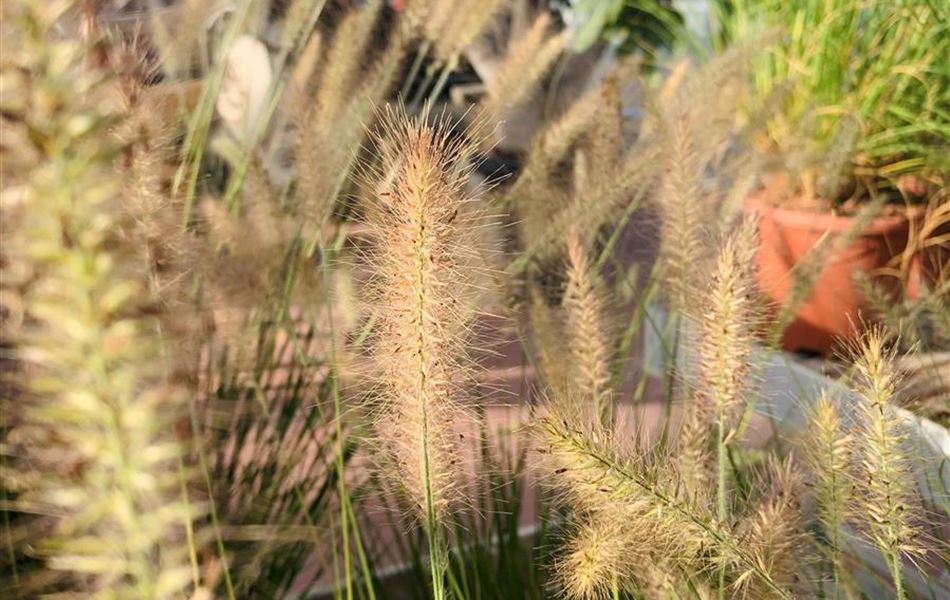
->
(720, 0, 950, 205)
(555, 0, 685, 59)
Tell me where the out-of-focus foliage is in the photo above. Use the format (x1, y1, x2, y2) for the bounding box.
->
(555, 0, 684, 57)
(719, 0, 950, 205)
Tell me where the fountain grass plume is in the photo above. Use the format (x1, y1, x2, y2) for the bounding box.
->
(557, 497, 693, 599)
(730, 457, 813, 598)
(512, 76, 621, 201)
(295, 0, 407, 243)
(426, 0, 505, 64)
(557, 512, 634, 600)
(506, 76, 623, 252)
(584, 80, 623, 183)
(656, 106, 709, 314)
(698, 216, 762, 597)
(535, 407, 700, 598)
(849, 327, 926, 600)
(699, 216, 762, 419)
(479, 13, 567, 123)
(648, 44, 769, 316)
(314, 0, 383, 122)
(535, 405, 797, 599)
(501, 70, 634, 280)
(362, 105, 493, 599)
(673, 400, 715, 504)
(563, 231, 614, 425)
(525, 284, 573, 399)
(510, 141, 661, 272)
(802, 392, 854, 597)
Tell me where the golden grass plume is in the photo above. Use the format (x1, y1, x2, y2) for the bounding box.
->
(849, 327, 926, 599)
(534, 405, 798, 599)
(361, 106, 496, 598)
(699, 215, 762, 419)
(478, 12, 567, 123)
(801, 392, 854, 592)
(563, 230, 614, 424)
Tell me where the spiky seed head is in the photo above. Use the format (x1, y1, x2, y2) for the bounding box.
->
(559, 515, 631, 600)
(849, 327, 926, 567)
(802, 392, 854, 539)
(732, 458, 813, 598)
(699, 216, 762, 417)
(563, 230, 614, 423)
(364, 105, 490, 523)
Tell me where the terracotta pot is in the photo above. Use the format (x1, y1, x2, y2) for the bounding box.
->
(745, 194, 915, 355)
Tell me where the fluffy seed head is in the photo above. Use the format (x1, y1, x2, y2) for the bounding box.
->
(563, 230, 614, 423)
(699, 216, 761, 417)
(535, 407, 708, 569)
(673, 400, 714, 503)
(2, 4, 197, 596)
(426, 0, 505, 63)
(657, 108, 709, 313)
(732, 458, 812, 598)
(364, 106, 489, 522)
(802, 392, 854, 552)
(850, 328, 926, 563)
(536, 405, 797, 599)
(479, 13, 567, 121)
(559, 515, 631, 600)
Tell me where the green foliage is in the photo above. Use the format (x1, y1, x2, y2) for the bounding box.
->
(720, 0, 950, 204)
(558, 0, 685, 56)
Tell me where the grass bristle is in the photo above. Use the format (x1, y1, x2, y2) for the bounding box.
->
(558, 513, 631, 600)
(732, 458, 812, 598)
(802, 392, 854, 595)
(479, 13, 567, 122)
(535, 407, 796, 600)
(426, 0, 505, 64)
(699, 216, 761, 418)
(656, 108, 709, 314)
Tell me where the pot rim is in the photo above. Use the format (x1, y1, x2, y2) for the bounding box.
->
(744, 191, 924, 235)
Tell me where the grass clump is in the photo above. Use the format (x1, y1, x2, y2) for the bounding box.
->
(536, 406, 798, 599)
(535, 217, 942, 599)
(2, 3, 946, 600)
(724, 0, 950, 204)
